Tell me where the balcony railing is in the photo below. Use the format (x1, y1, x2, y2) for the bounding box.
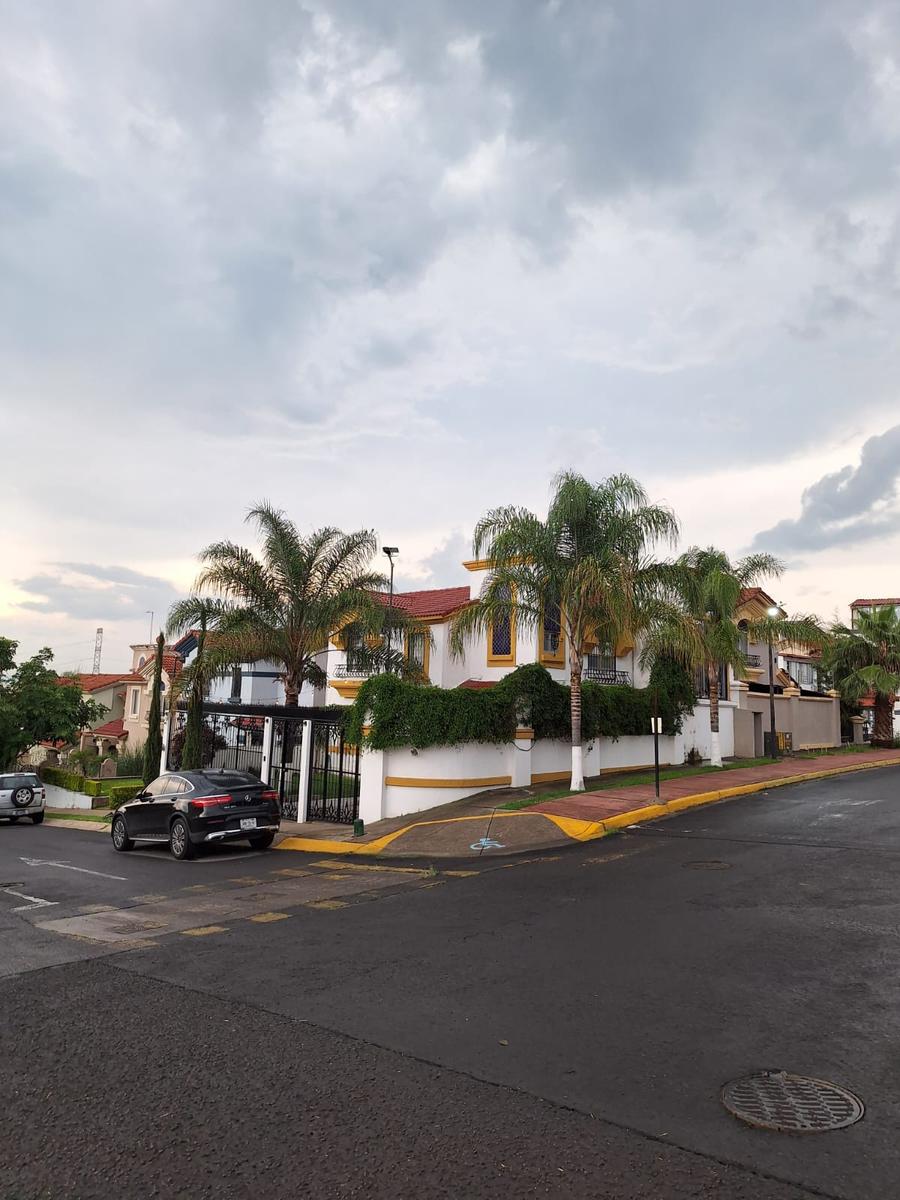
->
(333, 662, 378, 679)
(583, 667, 631, 686)
(744, 653, 761, 667)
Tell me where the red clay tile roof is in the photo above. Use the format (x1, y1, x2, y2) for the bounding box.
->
(850, 598, 900, 607)
(738, 587, 779, 608)
(93, 718, 126, 737)
(139, 652, 182, 679)
(373, 586, 471, 620)
(59, 673, 143, 693)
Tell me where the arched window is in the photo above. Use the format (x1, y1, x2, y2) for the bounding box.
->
(138, 656, 146, 669)
(737, 620, 749, 656)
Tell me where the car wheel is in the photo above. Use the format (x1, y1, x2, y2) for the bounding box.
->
(12, 785, 34, 809)
(30, 811, 44, 825)
(169, 817, 195, 860)
(111, 814, 133, 850)
(249, 832, 275, 850)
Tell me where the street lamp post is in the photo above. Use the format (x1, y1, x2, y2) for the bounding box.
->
(383, 547, 399, 671)
(767, 604, 780, 761)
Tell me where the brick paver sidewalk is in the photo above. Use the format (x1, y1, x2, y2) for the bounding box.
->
(532, 748, 900, 824)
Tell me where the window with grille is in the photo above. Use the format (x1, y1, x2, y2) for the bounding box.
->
(488, 585, 515, 663)
(407, 630, 427, 675)
(540, 602, 564, 664)
(788, 660, 819, 689)
(695, 663, 729, 700)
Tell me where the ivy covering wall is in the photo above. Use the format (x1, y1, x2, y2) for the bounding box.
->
(346, 662, 695, 751)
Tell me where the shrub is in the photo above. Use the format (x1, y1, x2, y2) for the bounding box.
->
(40, 765, 89, 792)
(68, 748, 101, 778)
(116, 747, 145, 778)
(108, 782, 144, 810)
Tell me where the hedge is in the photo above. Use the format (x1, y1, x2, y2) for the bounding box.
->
(347, 662, 696, 751)
(39, 766, 104, 796)
(108, 783, 143, 809)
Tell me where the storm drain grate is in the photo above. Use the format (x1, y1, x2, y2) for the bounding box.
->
(722, 1071, 864, 1133)
(683, 860, 731, 870)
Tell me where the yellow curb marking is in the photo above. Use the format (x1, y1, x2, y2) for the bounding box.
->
(442, 869, 479, 877)
(301, 899, 347, 910)
(249, 912, 290, 923)
(181, 925, 228, 936)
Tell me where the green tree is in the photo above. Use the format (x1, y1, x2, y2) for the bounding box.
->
(166, 597, 226, 770)
(449, 472, 679, 790)
(0, 640, 106, 768)
(188, 503, 419, 706)
(142, 633, 165, 784)
(827, 606, 900, 747)
(642, 547, 825, 766)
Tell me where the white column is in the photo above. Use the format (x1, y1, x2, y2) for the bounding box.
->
(509, 731, 532, 788)
(358, 745, 386, 825)
(260, 716, 275, 785)
(160, 711, 171, 773)
(295, 719, 314, 822)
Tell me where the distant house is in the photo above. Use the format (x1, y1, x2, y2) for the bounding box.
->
(121, 643, 183, 749)
(24, 671, 144, 765)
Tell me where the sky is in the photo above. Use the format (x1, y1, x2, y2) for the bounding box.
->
(3, 0, 900, 672)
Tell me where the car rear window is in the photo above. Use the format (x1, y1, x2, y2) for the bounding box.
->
(201, 773, 260, 790)
(0, 774, 39, 789)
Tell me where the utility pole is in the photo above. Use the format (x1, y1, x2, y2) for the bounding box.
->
(767, 605, 780, 760)
(92, 627, 103, 674)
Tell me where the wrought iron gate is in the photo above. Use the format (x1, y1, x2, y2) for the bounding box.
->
(270, 717, 305, 820)
(307, 722, 360, 824)
(167, 708, 264, 777)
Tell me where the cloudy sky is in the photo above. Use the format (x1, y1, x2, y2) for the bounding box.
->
(3, 0, 900, 671)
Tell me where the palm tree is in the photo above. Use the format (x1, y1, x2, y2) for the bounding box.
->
(166, 596, 226, 770)
(188, 503, 417, 706)
(828, 606, 900, 747)
(646, 547, 825, 766)
(142, 633, 165, 785)
(449, 472, 679, 791)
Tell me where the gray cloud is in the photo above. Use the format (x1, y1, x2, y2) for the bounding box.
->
(752, 424, 900, 551)
(14, 564, 179, 623)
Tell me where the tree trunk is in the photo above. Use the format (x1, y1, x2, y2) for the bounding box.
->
(569, 646, 585, 792)
(707, 663, 723, 767)
(284, 676, 299, 707)
(872, 694, 895, 747)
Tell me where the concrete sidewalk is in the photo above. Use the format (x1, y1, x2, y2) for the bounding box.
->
(276, 748, 900, 859)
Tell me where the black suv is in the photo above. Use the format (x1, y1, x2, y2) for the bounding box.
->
(111, 769, 281, 859)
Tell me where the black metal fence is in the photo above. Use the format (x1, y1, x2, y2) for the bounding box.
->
(167, 702, 361, 824)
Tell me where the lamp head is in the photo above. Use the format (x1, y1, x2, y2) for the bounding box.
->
(767, 605, 780, 617)
(383, 546, 399, 558)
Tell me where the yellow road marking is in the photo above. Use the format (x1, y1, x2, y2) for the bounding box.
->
(228, 876, 259, 885)
(249, 912, 290, 923)
(181, 925, 228, 936)
(130, 893, 169, 904)
(442, 869, 479, 877)
(311, 859, 424, 874)
(301, 899, 347, 910)
(271, 868, 311, 877)
(323, 872, 352, 881)
(185, 884, 210, 892)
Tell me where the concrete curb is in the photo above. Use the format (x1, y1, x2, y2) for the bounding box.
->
(275, 756, 900, 858)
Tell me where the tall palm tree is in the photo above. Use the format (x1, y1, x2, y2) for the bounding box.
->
(166, 596, 226, 769)
(828, 606, 900, 747)
(646, 547, 824, 766)
(188, 503, 416, 706)
(449, 472, 679, 791)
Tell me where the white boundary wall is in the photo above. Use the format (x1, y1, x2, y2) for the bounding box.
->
(357, 701, 736, 825)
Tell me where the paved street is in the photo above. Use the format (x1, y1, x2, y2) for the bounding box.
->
(3, 767, 900, 1198)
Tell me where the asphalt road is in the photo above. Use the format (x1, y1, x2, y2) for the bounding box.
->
(3, 767, 900, 1198)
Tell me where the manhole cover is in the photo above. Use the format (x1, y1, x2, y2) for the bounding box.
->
(722, 1071, 864, 1132)
(683, 860, 731, 870)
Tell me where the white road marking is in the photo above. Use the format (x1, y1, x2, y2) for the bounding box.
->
(2, 886, 58, 913)
(19, 856, 127, 882)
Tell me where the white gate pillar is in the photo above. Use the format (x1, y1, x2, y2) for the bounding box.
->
(160, 711, 171, 773)
(260, 716, 275, 785)
(295, 719, 314, 822)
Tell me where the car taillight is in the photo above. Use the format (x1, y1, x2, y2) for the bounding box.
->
(260, 791, 279, 803)
(189, 794, 231, 812)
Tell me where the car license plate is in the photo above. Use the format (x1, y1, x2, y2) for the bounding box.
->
(240, 817, 257, 830)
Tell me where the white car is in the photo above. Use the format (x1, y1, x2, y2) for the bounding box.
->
(0, 772, 46, 824)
